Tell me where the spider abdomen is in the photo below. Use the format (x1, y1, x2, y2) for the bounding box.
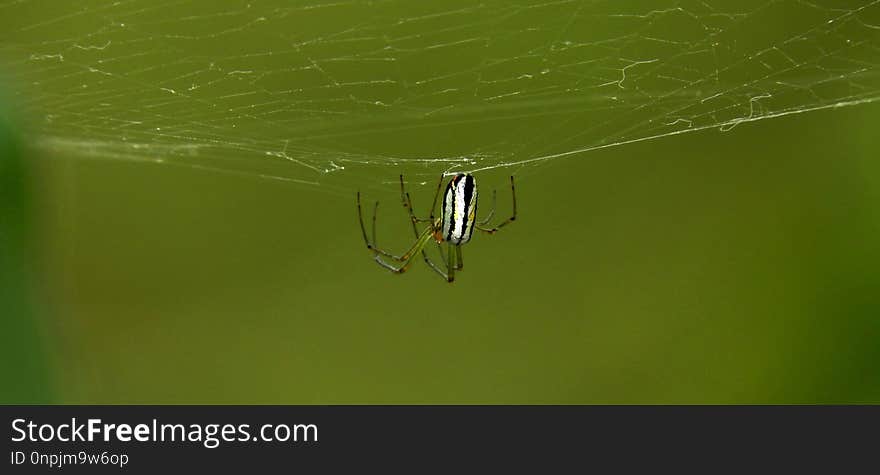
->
(441, 173, 478, 245)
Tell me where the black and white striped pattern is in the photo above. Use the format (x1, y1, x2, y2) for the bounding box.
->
(441, 173, 478, 245)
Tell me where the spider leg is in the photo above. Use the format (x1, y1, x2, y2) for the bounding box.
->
(357, 191, 371, 247)
(421, 242, 451, 279)
(371, 228, 436, 274)
(446, 242, 456, 283)
(412, 217, 449, 279)
(399, 174, 433, 224)
(371, 199, 379, 247)
(357, 177, 459, 283)
(429, 174, 444, 224)
(477, 189, 497, 226)
(476, 176, 517, 234)
(400, 174, 449, 278)
(455, 245, 463, 271)
(357, 192, 430, 263)
(427, 174, 451, 273)
(362, 197, 403, 261)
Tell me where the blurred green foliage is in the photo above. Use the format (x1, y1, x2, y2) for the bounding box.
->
(0, 99, 53, 403)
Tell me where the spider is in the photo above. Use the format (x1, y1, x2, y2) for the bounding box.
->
(357, 173, 516, 283)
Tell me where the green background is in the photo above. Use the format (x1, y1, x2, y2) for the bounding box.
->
(1, 1, 879, 403)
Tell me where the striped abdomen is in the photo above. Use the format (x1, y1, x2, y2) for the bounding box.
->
(441, 173, 478, 245)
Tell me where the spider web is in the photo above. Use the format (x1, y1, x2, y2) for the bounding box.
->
(1, 0, 878, 194)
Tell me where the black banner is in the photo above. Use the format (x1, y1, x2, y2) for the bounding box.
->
(3, 406, 877, 473)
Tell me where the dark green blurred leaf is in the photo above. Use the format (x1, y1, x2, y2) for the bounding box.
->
(0, 99, 53, 403)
